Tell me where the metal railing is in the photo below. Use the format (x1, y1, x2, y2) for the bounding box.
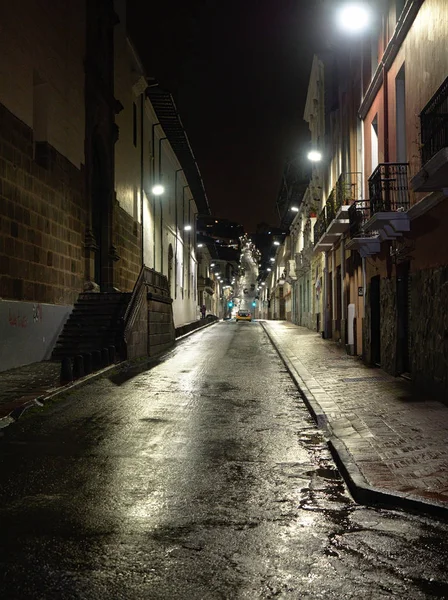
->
(313, 209, 327, 246)
(198, 275, 215, 291)
(368, 163, 410, 214)
(420, 75, 448, 165)
(349, 200, 372, 238)
(335, 172, 362, 210)
(325, 189, 336, 223)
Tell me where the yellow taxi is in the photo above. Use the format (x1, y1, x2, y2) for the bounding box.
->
(235, 309, 252, 322)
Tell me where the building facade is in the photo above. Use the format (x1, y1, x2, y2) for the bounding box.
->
(0, 0, 217, 371)
(272, 0, 448, 398)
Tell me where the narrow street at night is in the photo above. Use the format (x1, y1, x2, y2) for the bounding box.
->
(1, 322, 448, 599)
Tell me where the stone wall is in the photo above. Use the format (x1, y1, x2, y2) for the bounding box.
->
(380, 277, 397, 375)
(124, 288, 148, 360)
(148, 296, 175, 357)
(410, 266, 448, 398)
(0, 103, 85, 306)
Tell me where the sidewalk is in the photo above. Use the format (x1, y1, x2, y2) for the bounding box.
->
(0, 361, 61, 421)
(262, 320, 448, 518)
(0, 319, 218, 426)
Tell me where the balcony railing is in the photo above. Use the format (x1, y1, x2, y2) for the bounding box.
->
(349, 200, 371, 238)
(198, 276, 215, 292)
(368, 163, 410, 214)
(325, 189, 336, 223)
(420, 75, 448, 165)
(335, 172, 362, 210)
(313, 209, 327, 246)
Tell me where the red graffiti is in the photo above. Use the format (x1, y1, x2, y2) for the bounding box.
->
(8, 310, 28, 328)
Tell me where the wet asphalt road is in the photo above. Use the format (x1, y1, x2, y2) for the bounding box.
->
(1, 322, 448, 599)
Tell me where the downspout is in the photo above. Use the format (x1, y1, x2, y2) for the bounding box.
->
(158, 137, 168, 273)
(323, 250, 329, 338)
(174, 169, 183, 299)
(341, 234, 346, 333)
(182, 185, 189, 298)
(362, 254, 367, 336)
(151, 123, 161, 269)
(140, 94, 145, 266)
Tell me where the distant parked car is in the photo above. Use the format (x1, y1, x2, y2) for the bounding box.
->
(236, 310, 252, 322)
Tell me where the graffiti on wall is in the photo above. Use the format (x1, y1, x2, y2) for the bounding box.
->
(33, 303, 43, 323)
(8, 310, 27, 328)
(7, 304, 43, 328)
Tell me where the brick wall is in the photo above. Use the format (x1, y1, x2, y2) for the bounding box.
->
(0, 103, 86, 305)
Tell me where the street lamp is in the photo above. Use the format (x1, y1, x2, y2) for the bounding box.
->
(337, 3, 371, 34)
(273, 241, 280, 246)
(307, 150, 322, 162)
(184, 224, 192, 231)
(291, 206, 299, 212)
(152, 184, 164, 196)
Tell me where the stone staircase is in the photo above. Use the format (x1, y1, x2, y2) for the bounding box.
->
(51, 292, 132, 360)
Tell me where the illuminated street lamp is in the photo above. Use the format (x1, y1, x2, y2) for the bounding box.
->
(184, 224, 192, 231)
(337, 3, 371, 34)
(269, 257, 275, 262)
(291, 206, 299, 212)
(152, 184, 164, 195)
(273, 241, 280, 246)
(307, 150, 322, 162)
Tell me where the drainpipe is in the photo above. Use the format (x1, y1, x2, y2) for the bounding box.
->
(341, 234, 346, 331)
(174, 169, 183, 299)
(140, 94, 145, 266)
(151, 123, 161, 269)
(182, 185, 190, 298)
(158, 137, 168, 273)
(362, 254, 367, 318)
(323, 250, 329, 338)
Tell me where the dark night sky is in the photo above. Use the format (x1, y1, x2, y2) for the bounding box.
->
(127, 1, 323, 232)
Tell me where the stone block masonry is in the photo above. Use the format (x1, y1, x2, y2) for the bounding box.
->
(410, 266, 448, 399)
(0, 102, 86, 306)
(148, 298, 175, 357)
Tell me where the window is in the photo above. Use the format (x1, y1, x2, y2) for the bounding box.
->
(395, 65, 406, 162)
(371, 115, 379, 172)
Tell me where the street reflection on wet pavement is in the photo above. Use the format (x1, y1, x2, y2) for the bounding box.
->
(1, 322, 448, 599)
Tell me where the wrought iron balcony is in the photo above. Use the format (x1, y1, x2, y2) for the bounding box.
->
(335, 172, 362, 209)
(198, 276, 215, 294)
(349, 200, 371, 238)
(412, 76, 448, 192)
(421, 76, 448, 165)
(368, 163, 410, 214)
(313, 209, 327, 247)
(346, 200, 381, 257)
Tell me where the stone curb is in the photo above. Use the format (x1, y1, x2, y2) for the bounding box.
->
(0, 321, 218, 431)
(260, 322, 448, 521)
(175, 318, 219, 342)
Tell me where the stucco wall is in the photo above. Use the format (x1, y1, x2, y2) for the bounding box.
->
(0, 299, 71, 371)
